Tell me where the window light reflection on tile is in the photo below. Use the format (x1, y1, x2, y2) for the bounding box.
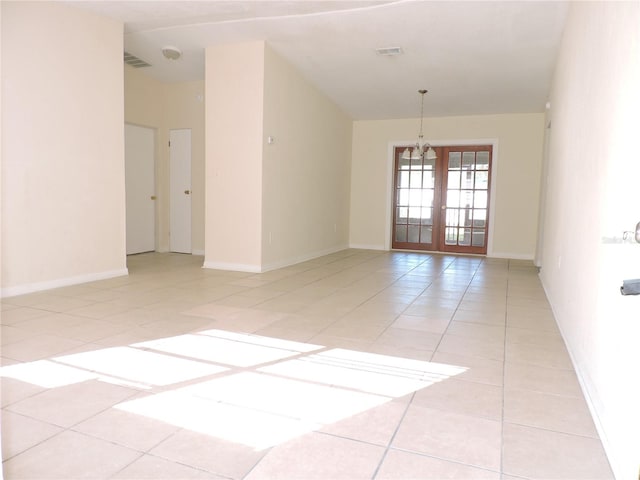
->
(181, 372, 390, 425)
(116, 390, 321, 451)
(259, 349, 466, 398)
(3, 327, 468, 452)
(197, 329, 323, 352)
(0, 360, 98, 389)
(54, 347, 228, 386)
(133, 329, 323, 368)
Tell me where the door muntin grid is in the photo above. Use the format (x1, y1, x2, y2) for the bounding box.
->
(443, 150, 490, 251)
(392, 145, 491, 254)
(393, 153, 436, 248)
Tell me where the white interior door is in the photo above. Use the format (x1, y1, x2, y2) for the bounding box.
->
(170, 129, 192, 253)
(125, 124, 155, 254)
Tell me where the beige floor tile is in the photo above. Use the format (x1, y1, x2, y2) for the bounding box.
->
(505, 326, 565, 348)
(1, 302, 20, 311)
(150, 429, 267, 479)
(29, 296, 95, 313)
(457, 299, 507, 316)
(1, 377, 46, 407)
(507, 305, 556, 322)
(111, 454, 227, 479)
(404, 303, 457, 318)
(0, 251, 613, 480)
(308, 334, 373, 351)
(390, 314, 451, 334)
(504, 388, 598, 437)
(72, 407, 181, 451)
(1, 410, 63, 460)
(321, 321, 389, 341)
(506, 313, 560, 332)
(4, 312, 85, 336)
(55, 318, 131, 343)
(6, 379, 139, 428)
(2, 430, 141, 479)
(431, 351, 504, 386)
(410, 296, 461, 309)
(504, 362, 582, 396)
(66, 301, 136, 319)
(1, 325, 35, 346)
(373, 327, 442, 351)
(411, 378, 503, 420)
(245, 432, 385, 480)
(1, 334, 85, 362)
(392, 404, 502, 470)
(505, 342, 573, 370)
(436, 333, 505, 361)
(502, 423, 614, 479)
(452, 309, 506, 326)
(0, 307, 50, 325)
(447, 321, 505, 342)
(252, 324, 320, 342)
(319, 398, 408, 446)
(377, 449, 501, 479)
(366, 344, 434, 360)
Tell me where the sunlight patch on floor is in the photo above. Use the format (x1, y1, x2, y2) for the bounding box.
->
(1, 328, 467, 451)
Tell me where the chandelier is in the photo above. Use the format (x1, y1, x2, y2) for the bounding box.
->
(402, 89, 437, 161)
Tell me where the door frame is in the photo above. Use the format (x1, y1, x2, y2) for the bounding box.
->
(385, 138, 499, 255)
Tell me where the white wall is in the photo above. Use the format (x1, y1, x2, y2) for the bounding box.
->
(261, 45, 352, 270)
(350, 114, 544, 258)
(539, 2, 640, 479)
(1, 2, 126, 296)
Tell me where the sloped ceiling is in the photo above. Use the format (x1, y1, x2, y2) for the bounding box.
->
(67, 0, 569, 120)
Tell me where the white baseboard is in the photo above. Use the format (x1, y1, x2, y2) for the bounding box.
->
(202, 245, 350, 274)
(260, 244, 350, 273)
(202, 261, 262, 273)
(487, 251, 534, 261)
(348, 243, 386, 251)
(191, 249, 205, 256)
(1, 268, 129, 298)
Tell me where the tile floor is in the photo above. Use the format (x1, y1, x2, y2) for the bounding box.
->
(1, 250, 614, 479)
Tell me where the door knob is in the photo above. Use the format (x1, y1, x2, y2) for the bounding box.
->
(184, 190, 191, 195)
(150, 195, 157, 200)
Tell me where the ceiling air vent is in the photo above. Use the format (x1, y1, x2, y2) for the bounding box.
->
(375, 47, 403, 56)
(124, 51, 151, 68)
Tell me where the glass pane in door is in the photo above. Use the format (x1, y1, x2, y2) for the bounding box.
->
(392, 148, 438, 250)
(441, 147, 491, 254)
(393, 145, 491, 254)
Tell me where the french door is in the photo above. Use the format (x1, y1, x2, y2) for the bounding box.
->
(392, 145, 492, 254)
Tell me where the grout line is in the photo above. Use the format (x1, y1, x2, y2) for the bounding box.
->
(499, 258, 512, 476)
(370, 390, 418, 479)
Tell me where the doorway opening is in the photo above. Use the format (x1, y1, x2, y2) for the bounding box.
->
(392, 145, 492, 255)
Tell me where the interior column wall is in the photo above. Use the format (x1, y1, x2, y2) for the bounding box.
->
(204, 42, 265, 271)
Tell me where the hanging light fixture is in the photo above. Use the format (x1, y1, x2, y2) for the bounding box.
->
(403, 89, 437, 161)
